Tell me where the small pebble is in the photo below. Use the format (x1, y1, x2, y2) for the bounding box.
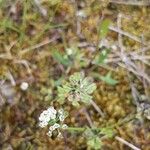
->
(20, 82, 29, 91)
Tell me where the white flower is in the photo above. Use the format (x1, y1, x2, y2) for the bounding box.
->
(49, 123, 60, 131)
(58, 108, 64, 114)
(47, 130, 52, 137)
(61, 124, 68, 129)
(66, 48, 73, 55)
(58, 108, 66, 122)
(39, 121, 48, 128)
(76, 10, 87, 18)
(47, 107, 57, 119)
(47, 107, 57, 114)
(102, 50, 107, 56)
(59, 115, 65, 122)
(49, 125, 55, 131)
(39, 107, 68, 138)
(39, 110, 50, 122)
(39, 107, 57, 128)
(53, 123, 60, 129)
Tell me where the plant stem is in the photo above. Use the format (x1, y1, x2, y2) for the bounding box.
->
(90, 100, 105, 118)
(66, 127, 85, 132)
(64, 127, 102, 132)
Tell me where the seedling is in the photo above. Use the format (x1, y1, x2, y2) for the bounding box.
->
(57, 72, 97, 107)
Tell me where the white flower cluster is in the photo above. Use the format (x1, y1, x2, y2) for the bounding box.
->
(39, 106, 57, 128)
(39, 106, 68, 138)
(47, 123, 68, 138)
(58, 108, 66, 122)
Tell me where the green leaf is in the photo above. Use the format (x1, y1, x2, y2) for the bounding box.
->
(84, 83, 97, 94)
(80, 93, 92, 104)
(48, 119, 57, 126)
(52, 50, 70, 66)
(84, 128, 94, 137)
(57, 84, 72, 104)
(98, 19, 111, 39)
(87, 136, 102, 150)
(57, 97, 65, 104)
(57, 72, 96, 106)
(81, 77, 91, 87)
(100, 127, 114, 138)
(0, 18, 20, 33)
(58, 86, 70, 95)
(100, 72, 118, 85)
(69, 72, 84, 85)
(49, 0, 61, 5)
(64, 110, 69, 118)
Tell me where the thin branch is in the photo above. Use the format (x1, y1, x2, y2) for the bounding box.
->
(6, 71, 16, 86)
(113, 13, 150, 84)
(109, 25, 147, 45)
(14, 59, 32, 74)
(130, 45, 150, 55)
(115, 136, 141, 150)
(19, 35, 59, 56)
(83, 108, 93, 128)
(118, 62, 150, 83)
(90, 100, 105, 118)
(109, 0, 150, 6)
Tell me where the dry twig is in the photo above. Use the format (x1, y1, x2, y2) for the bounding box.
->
(115, 136, 141, 150)
(109, 0, 150, 6)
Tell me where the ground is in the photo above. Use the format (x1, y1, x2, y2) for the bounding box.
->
(0, 0, 150, 150)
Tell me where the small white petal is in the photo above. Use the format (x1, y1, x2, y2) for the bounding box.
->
(49, 126, 55, 131)
(47, 107, 57, 115)
(49, 123, 60, 132)
(66, 48, 73, 55)
(39, 121, 48, 128)
(61, 124, 68, 129)
(39, 107, 57, 125)
(102, 50, 107, 56)
(47, 130, 52, 137)
(39, 111, 50, 122)
(50, 114, 56, 120)
(58, 108, 64, 114)
(76, 10, 87, 18)
(59, 115, 65, 122)
(53, 123, 60, 129)
(57, 132, 63, 138)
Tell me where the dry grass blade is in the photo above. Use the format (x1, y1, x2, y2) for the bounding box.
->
(82, 108, 93, 127)
(19, 35, 60, 56)
(14, 59, 32, 74)
(6, 71, 16, 86)
(115, 136, 141, 150)
(109, 26, 147, 45)
(109, 0, 150, 6)
(112, 14, 150, 84)
(90, 100, 105, 118)
(130, 46, 150, 55)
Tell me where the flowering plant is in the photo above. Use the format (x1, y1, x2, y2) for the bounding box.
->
(39, 72, 114, 149)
